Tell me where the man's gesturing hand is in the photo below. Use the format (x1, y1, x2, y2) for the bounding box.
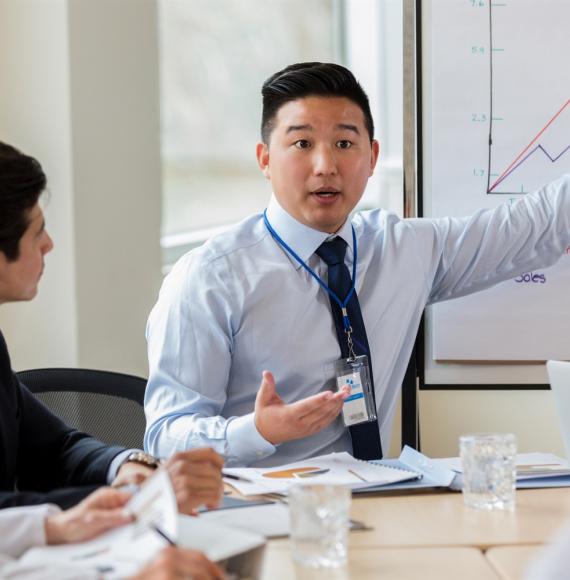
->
(254, 371, 348, 445)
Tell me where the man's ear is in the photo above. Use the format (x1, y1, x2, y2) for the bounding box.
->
(369, 140, 380, 176)
(256, 142, 270, 180)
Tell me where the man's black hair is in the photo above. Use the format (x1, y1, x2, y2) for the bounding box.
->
(261, 62, 374, 144)
(0, 142, 46, 261)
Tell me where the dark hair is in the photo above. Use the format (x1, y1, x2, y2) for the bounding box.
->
(0, 142, 46, 261)
(261, 62, 374, 144)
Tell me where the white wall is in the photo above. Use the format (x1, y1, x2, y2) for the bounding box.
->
(420, 390, 565, 458)
(68, 0, 162, 374)
(0, 0, 78, 368)
(0, 0, 162, 377)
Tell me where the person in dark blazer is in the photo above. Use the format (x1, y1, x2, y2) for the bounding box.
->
(0, 141, 224, 511)
(0, 329, 129, 509)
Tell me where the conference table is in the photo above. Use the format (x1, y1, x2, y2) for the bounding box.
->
(255, 487, 570, 579)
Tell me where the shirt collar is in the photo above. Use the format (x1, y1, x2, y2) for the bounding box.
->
(265, 195, 355, 270)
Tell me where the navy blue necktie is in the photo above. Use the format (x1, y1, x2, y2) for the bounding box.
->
(316, 237, 383, 460)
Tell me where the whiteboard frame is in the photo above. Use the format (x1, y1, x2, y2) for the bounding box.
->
(414, 0, 549, 391)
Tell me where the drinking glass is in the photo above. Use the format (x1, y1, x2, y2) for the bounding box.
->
(289, 484, 351, 568)
(459, 432, 517, 511)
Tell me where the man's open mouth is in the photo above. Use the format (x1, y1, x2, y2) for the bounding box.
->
(312, 188, 340, 198)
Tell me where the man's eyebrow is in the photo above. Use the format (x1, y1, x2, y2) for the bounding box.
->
(286, 124, 313, 134)
(337, 123, 360, 134)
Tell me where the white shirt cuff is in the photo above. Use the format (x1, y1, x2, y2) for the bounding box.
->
(226, 413, 276, 466)
(0, 503, 61, 559)
(106, 448, 140, 484)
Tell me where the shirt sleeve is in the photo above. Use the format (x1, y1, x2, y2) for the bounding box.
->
(411, 174, 570, 304)
(0, 503, 60, 558)
(144, 251, 276, 466)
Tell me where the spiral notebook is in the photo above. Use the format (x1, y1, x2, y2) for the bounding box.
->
(223, 451, 421, 496)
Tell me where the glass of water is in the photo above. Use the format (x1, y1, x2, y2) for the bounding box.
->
(289, 484, 351, 568)
(459, 433, 517, 511)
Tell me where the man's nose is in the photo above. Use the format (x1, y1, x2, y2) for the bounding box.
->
(43, 231, 54, 255)
(312, 145, 338, 176)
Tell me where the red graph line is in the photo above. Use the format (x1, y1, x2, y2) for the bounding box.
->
(488, 98, 570, 192)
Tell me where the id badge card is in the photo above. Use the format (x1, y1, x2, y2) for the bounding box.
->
(334, 355, 377, 427)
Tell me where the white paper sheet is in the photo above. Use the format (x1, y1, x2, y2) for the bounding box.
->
(19, 469, 177, 578)
(199, 503, 290, 538)
(178, 514, 266, 560)
(428, 0, 570, 361)
(433, 452, 569, 479)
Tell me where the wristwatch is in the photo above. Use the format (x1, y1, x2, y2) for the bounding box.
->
(124, 451, 161, 470)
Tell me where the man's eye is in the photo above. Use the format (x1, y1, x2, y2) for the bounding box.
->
(336, 140, 352, 149)
(294, 140, 311, 150)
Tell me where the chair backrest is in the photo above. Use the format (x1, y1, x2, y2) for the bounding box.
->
(16, 368, 147, 449)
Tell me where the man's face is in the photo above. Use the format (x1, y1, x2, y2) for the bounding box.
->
(0, 203, 53, 303)
(257, 96, 379, 233)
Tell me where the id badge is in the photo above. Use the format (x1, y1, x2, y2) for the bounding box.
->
(334, 355, 377, 427)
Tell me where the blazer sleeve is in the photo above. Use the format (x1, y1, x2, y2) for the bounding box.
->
(0, 329, 129, 510)
(0, 484, 101, 511)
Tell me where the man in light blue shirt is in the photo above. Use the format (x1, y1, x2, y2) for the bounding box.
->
(145, 62, 570, 467)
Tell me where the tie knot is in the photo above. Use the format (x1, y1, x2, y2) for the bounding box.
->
(316, 237, 348, 266)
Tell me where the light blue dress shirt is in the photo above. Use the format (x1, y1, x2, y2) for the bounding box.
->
(145, 175, 570, 467)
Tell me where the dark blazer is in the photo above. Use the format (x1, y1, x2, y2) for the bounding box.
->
(0, 330, 126, 509)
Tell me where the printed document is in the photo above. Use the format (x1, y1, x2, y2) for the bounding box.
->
(223, 451, 420, 496)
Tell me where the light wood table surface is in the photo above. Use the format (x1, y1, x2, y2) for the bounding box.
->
(232, 486, 570, 577)
(485, 546, 544, 580)
(329, 487, 570, 549)
(260, 546, 500, 580)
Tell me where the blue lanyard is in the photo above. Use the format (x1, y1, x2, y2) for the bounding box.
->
(263, 210, 358, 332)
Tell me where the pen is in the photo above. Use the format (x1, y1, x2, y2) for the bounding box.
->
(151, 524, 177, 547)
(262, 493, 370, 531)
(222, 471, 254, 483)
(348, 468, 369, 483)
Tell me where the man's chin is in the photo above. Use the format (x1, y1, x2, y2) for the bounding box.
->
(21, 286, 39, 302)
(304, 211, 348, 233)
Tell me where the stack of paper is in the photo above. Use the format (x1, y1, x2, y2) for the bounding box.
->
(19, 470, 267, 579)
(223, 451, 420, 496)
(432, 452, 570, 490)
(19, 469, 178, 578)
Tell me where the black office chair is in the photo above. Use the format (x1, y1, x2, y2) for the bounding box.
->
(16, 368, 147, 449)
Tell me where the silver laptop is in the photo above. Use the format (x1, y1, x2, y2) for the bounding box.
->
(546, 360, 570, 461)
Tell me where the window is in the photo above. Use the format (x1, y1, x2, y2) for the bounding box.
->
(159, 0, 403, 267)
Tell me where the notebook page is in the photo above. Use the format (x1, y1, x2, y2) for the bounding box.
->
(223, 452, 420, 495)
